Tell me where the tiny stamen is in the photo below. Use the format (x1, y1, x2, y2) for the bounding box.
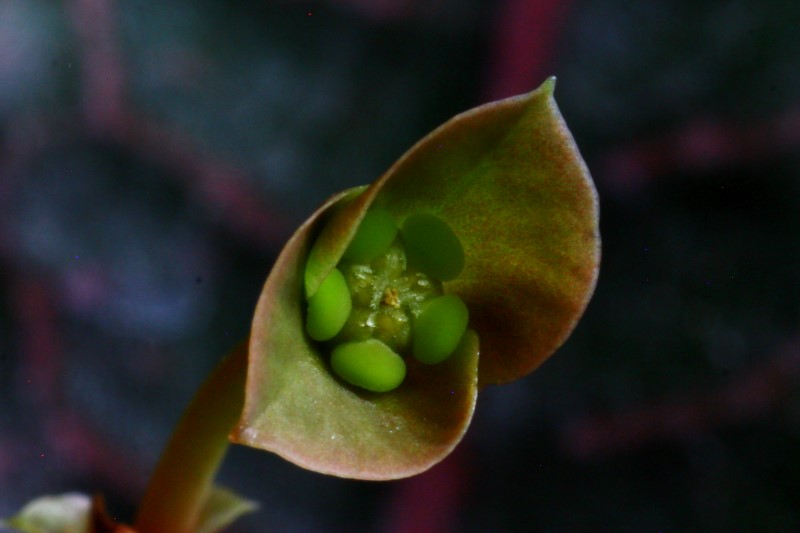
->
(382, 287, 400, 308)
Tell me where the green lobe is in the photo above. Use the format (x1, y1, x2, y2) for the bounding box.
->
(331, 339, 407, 392)
(2, 493, 91, 533)
(305, 268, 351, 341)
(401, 213, 465, 281)
(341, 207, 398, 264)
(413, 295, 469, 365)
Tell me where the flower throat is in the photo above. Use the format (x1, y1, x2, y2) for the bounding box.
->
(304, 206, 470, 393)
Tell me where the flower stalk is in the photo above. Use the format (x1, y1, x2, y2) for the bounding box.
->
(134, 341, 248, 533)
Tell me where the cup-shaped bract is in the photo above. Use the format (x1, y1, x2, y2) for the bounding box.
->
(231, 78, 600, 480)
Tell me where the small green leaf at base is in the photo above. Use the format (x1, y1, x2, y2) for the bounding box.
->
(2, 493, 91, 533)
(194, 485, 258, 533)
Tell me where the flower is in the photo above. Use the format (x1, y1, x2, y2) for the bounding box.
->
(230, 78, 600, 480)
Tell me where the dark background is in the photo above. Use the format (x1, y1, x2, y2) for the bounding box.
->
(2, 0, 799, 531)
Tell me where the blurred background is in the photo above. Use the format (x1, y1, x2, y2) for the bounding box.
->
(1, 0, 799, 531)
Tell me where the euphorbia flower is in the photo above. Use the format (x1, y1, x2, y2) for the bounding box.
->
(3, 78, 599, 533)
(231, 77, 600, 480)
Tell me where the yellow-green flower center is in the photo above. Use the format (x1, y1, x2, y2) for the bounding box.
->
(305, 206, 469, 393)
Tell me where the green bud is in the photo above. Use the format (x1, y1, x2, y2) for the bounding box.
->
(342, 207, 398, 264)
(331, 339, 407, 392)
(412, 294, 469, 364)
(306, 268, 352, 341)
(401, 213, 465, 281)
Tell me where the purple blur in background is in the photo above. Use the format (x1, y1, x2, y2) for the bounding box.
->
(1, 0, 799, 531)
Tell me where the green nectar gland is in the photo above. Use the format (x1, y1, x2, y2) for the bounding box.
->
(331, 339, 406, 393)
(341, 207, 398, 264)
(412, 295, 469, 364)
(305, 268, 352, 341)
(305, 208, 470, 392)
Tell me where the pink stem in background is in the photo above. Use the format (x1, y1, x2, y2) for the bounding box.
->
(482, 0, 573, 101)
(561, 335, 800, 459)
(45, 411, 149, 499)
(382, 445, 470, 533)
(116, 114, 292, 250)
(69, 0, 127, 134)
(14, 278, 62, 405)
(11, 274, 146, 498)
(601, 106, 800, 196)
